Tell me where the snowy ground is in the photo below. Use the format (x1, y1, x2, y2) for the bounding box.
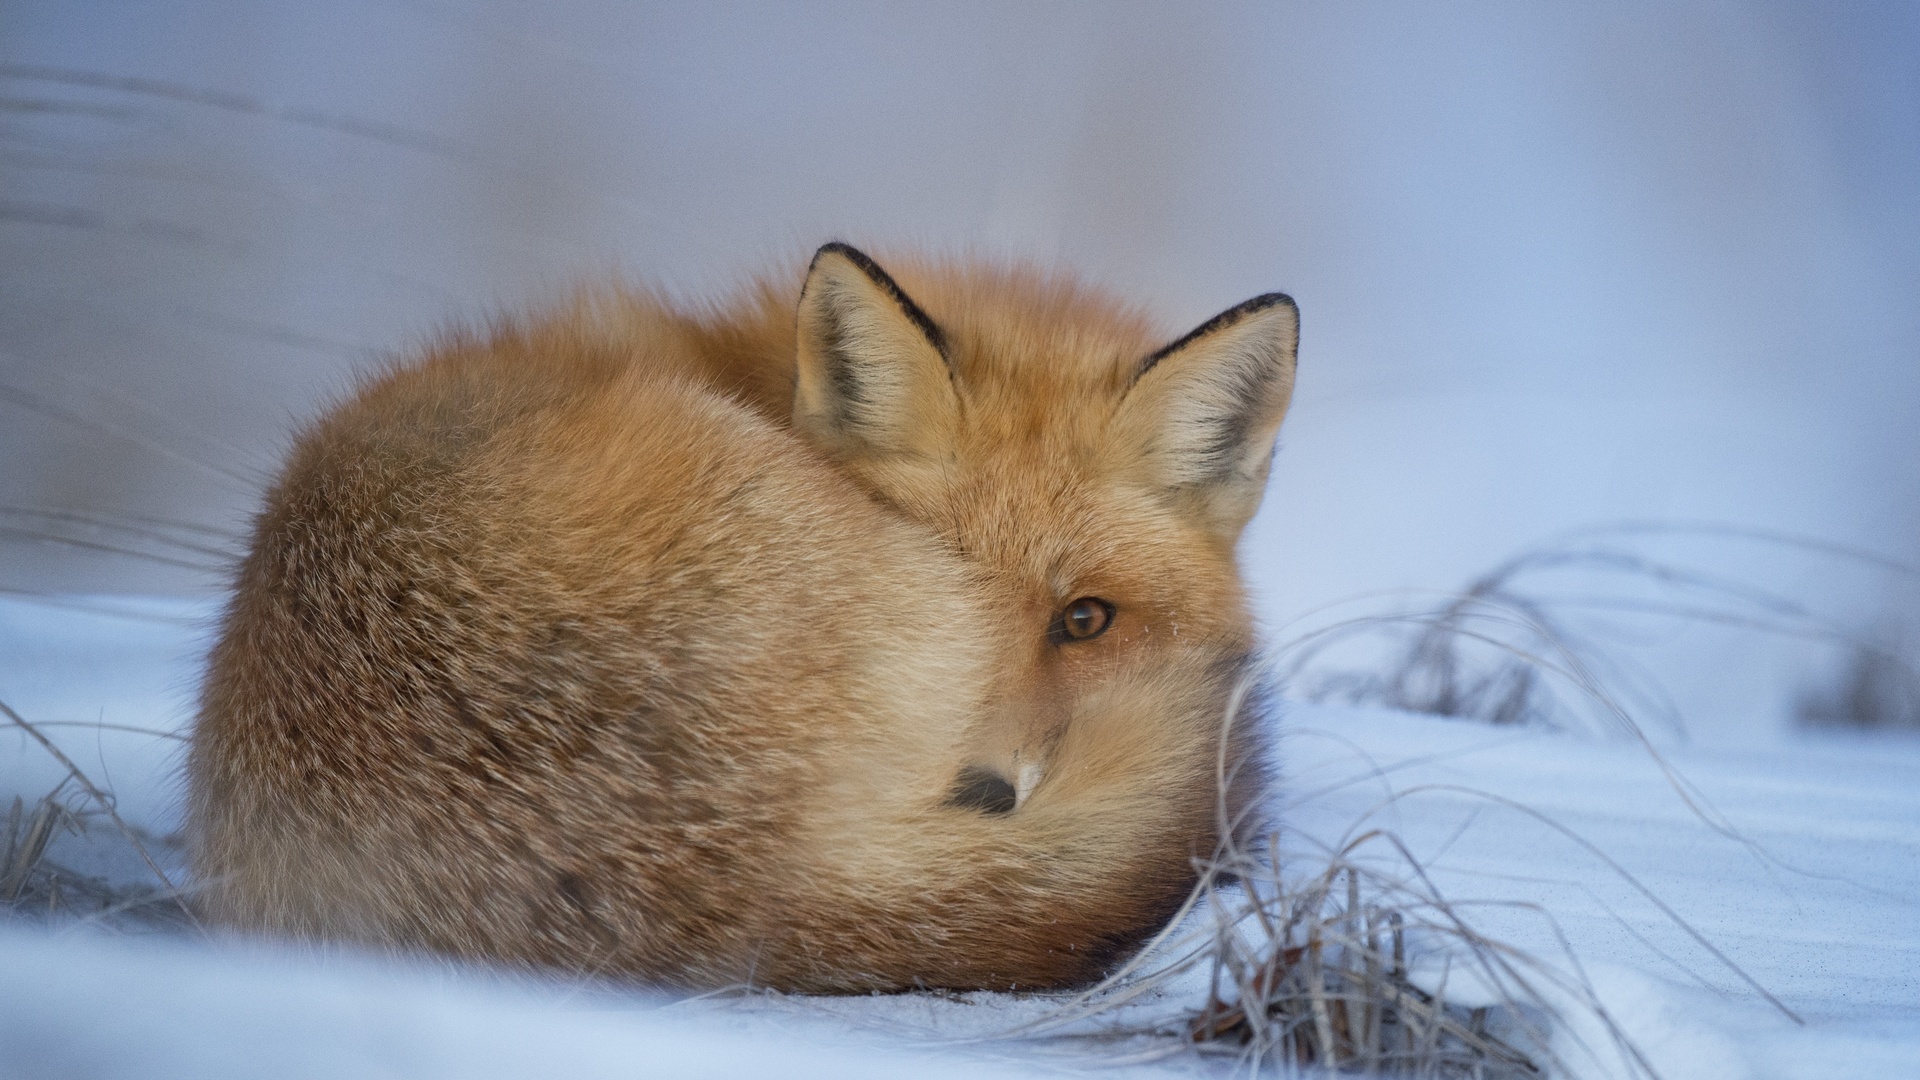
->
(1, 594, 1915, 1078)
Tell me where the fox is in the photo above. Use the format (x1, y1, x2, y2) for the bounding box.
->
(186, 242, 1298, 993)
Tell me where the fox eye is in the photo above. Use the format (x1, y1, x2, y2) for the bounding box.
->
(1051, 597, 1114, 644)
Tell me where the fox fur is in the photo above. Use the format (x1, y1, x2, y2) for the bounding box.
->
(187, 243, 1299, 992)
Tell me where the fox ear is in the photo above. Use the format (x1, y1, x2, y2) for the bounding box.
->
(793, 243, 959, 470)
(1115, 293, 1298, 538)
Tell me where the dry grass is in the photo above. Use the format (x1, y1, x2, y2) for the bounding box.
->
(1794, 626, 1920, 731)
(0, 505, 238, 579)
(1180, 850, 1544, 1076)
(1279, 522, 1920, 738)
(1, 785, 196, 931)
(1129, 841, 1561, 1077)
(1, 698, 198, 932)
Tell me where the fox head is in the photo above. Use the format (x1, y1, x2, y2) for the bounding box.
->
(789, 243, 1296, 979)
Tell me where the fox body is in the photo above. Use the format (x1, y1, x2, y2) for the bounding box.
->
(188, 245, 1298, 991)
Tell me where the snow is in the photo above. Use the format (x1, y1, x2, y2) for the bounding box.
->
(4, 5, 1916, 1075)
(3, 594, 1917, 1078)
(1273, 704, 1920, 1078)
(0, 927, 1067, 1080)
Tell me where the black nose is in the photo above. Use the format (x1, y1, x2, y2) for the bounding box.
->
(947, 767, 1017, 814)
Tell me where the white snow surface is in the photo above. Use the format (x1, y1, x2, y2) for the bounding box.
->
(1, 595, 1916, 1078)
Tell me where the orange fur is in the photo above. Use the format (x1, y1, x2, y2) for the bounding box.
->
(188, 245, 1297, 991)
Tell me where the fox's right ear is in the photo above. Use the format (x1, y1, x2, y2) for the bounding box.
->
(793, 243, 960, 478)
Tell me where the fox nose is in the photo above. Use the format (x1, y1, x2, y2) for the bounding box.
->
(946, 767, 1017, 814)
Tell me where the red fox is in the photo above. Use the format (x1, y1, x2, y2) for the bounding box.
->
(187, 244, 1298, 992)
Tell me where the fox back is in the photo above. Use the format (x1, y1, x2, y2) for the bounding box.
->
(188, 244, 1298, 991)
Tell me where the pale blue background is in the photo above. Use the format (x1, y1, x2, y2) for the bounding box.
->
(3, 1, 1916, 735)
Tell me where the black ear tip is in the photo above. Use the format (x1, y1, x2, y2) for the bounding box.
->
(1239, 293, 1299, 351)
(1201, 292, 1300, 338)
(810, 241, 876, 273)
(1137, 290, 1300, 376)
(1243, 292, 1298, 317)
(799, 242, 949, 359)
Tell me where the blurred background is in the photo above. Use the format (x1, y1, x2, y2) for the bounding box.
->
(3, 1, 1916, 740)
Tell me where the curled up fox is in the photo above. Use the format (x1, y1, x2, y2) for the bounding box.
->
(188, 243, 1298, 992)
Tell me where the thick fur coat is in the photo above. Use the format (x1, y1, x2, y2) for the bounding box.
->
(188, 245, 1298, 991)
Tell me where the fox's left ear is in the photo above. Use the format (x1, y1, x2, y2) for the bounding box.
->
(1115, 293, 1298, 539)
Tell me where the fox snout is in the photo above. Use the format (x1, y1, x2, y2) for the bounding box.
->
(947, 766, 1018, 814)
